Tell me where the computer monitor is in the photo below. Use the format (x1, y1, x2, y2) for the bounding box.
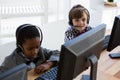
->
(57, 24, 106, 80)
(107, 15, 120, 51)
(0, 63, 27, 80)
(107, 15, 120, 58)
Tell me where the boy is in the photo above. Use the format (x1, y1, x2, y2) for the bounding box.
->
(0, 24, 60, 75)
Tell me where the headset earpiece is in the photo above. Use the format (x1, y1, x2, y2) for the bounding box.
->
(86, 9, 90, 24)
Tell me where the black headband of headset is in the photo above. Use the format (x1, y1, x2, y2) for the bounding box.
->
(68, 6, 90, 26)
(16, 24, 43, 47)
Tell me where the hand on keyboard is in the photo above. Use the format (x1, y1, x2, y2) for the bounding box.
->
(35, 66, 58, 80)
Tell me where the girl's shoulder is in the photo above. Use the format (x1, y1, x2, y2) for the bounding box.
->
(86, 26, 92, 30)
(65, 26, 72, 31)
(65, 26, 78, 33)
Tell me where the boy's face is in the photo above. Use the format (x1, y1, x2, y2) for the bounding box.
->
(22, 37, 40, 60)
(72, 12, 88, 32)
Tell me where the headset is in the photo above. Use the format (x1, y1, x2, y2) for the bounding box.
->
(68, 6, 90, 26)
(16, 24, 43, 51)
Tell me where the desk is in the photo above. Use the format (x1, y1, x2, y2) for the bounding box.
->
(27, 46, 120, 80)
(74, 46, 120, 80)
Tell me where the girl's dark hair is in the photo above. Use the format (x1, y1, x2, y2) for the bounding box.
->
(68, 4, 90, 26)
(16, 24, 41, 48)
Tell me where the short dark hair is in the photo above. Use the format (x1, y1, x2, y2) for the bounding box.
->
(16, 24, 40, 47)
(68, 4, 90, 26)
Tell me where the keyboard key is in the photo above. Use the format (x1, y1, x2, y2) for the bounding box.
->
(35, 66, 58, 80)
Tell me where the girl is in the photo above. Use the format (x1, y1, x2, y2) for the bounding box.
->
(65, 4, 92, 42)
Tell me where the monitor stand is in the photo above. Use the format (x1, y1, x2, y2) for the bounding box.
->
(82, 55, 98, 80)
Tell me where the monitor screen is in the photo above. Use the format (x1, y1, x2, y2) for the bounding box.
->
(107, 15, 120, 51)
(57, 24, 106, 80)
(0, 63, 27, 80)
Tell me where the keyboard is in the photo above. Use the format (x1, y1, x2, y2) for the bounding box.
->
(35, 66, 58, 80)
(102, 35, 110, 50)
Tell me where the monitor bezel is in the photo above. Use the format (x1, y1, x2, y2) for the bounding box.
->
(0, 63, 27, 80)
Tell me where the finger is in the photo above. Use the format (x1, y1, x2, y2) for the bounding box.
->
(35, 68, 44, 74)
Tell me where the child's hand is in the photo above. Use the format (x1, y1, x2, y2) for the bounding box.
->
(34, 61, 55, 74)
